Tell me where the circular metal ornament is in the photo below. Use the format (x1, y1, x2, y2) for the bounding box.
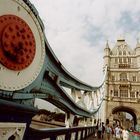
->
(0, 15, 36, 70)
(0, 0, 45, 91)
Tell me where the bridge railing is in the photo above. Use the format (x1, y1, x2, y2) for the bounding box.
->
(28, 126, 96, 140)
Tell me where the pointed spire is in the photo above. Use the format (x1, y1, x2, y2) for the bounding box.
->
(137, 38, 139, 44)
(136, 38, 140, 48)
(104, 40, 110, 56)
(105, 40, 109, 48)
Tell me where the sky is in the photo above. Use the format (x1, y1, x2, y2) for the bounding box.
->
(30, 0, 140, 86)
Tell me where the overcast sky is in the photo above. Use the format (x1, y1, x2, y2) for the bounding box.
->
(30, 0, 140, 86)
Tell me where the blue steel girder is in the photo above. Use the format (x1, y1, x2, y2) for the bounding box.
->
(21, 0, 99, 92)
(0, 0, 104, 118)
(44, 37, 95, 92)
(40, 71, 97, 117)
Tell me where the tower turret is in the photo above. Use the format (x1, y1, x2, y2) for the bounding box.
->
(104, 40, 110, 67)
(135, 38, 140, 55)
(135, 39, 140, 67)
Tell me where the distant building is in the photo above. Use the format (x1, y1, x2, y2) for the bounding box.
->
(103, 37, 140, 129)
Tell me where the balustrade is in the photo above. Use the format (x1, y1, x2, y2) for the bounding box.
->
(28, 126, 95, 140)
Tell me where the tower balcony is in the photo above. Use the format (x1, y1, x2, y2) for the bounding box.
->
(118, 80, 131, 86)
(111, 96, 138, 103)
(119, 63, 130, 68)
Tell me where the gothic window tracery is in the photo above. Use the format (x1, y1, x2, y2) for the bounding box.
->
(119, 58, 122, 63)
(115, 58, 118, 63)
(128, 58, 131, 63)
(114, 90, 118, 97)
(123, 58, 127, 63)
(123, 51, 126, 55)
(119, 51, 122, 55)
(130, 91, 135, 98)
(120, 89, 128, 98)
(120, 73, 127, 81)
(132, 76, 136, 82)
(111, 75, 115, 81)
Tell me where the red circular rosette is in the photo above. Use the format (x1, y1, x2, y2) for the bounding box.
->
(0, 15, 36, 70)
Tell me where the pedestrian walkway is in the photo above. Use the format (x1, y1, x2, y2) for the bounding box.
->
(85, 135, 113, 140)
(85, 128, 140, 140)
(85, 134, 96, 140)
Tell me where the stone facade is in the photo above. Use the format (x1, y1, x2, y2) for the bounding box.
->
(103, 38, 140, 129)
(0, 123, 26, 140)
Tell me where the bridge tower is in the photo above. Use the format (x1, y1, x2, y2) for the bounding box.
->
(103, 37, 140, 130)
(104, 40, 111, 67)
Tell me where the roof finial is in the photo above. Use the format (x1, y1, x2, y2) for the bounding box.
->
(137, 38, 139, 44)
(117, 35, 125, 42)
(106, 40, 109, 48)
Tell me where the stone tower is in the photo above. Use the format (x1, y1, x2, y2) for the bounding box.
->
(103, 37, 140, 129)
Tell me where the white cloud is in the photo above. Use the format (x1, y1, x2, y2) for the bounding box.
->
(30, 0, 140, 86)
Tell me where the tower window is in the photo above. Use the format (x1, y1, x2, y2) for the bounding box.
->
(120, 89, 128, 98)
(115, 58, 118, 63)
(119, 58, 122, 63)
(132, 76, 136, 82)
(112, 75, 115, 81)
(128, 58, 131, 63)
(130, 91, 135, 98)
(114, 90, 118, 97)
(120, 73, 127, 81)
(123, 51, 126, 55)
(123, 58, 127, 63)
(119, 51, 122, 55)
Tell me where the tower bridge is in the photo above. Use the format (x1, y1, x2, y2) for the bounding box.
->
(103, 37, 140, 130)
(0, 0, 140, 140)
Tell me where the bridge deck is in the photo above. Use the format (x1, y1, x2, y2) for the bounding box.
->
(86, 134, 96, 140)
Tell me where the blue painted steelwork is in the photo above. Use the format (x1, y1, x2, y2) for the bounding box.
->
(0, 0, 106, 139)
(0, 0, 105, 118)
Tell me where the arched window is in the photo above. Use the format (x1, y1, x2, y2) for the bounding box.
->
(115, 58, 118, 63)
(123, 58, 127, 63)
(119, 58, 122, 63)
(128, 58, 131, 63)
(120, 73, 127, 81)
(112, 75, 115, 81)
(114, 89, 118, 97)
(119, 51, 122, 55)
(130, 91, 135, 98)
(132, 76, 136, 82)
(123, 51, 126, 55)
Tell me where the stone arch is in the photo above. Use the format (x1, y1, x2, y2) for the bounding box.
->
(112, 106, 137, 128)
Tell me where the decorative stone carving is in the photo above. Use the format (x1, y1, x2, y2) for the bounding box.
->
(0, 123, 26, 140)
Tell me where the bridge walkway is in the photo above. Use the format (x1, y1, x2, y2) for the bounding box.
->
(85, 134, 96, 140)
